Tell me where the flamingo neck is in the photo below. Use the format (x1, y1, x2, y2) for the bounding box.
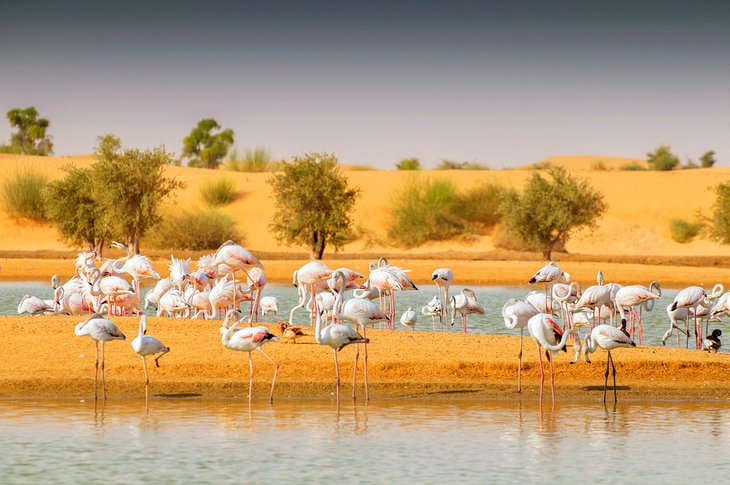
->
(221, 314, 241, 345)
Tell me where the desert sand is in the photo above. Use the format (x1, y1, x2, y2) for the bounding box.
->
(2, 315, 730, 401)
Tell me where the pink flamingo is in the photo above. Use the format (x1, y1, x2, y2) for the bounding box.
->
(502, 298, 539, 392)
(431, 268, 453, 324)
(581, 324, 636, 403)
(670, 284, 724, 349)
(529, 261, 570, 312)
(211, 240, 263, 312)
(527, 313, 576, 408)
(450, 288, 485, 333)
(614, 282, 661, 344)
(74, 313, 126, 400)
(289, 261, 333, 324)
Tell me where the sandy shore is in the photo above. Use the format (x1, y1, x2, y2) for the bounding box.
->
(3, 257, 730, 287)
(3, 315, 730, 401)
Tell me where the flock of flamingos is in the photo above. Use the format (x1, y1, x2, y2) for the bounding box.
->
(14, 241, 727, 406)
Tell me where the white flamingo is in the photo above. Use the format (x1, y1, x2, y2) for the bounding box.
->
(670, 284, 724, 349)
(450, 288, 485, 333)
(400, 307, 417, 330)
(662, 303, 691, 348)
(502, 298, 539, 392)
(17, 295, 56, 315)
(131, 315, 170, 397)
(289, 261, 333, 324)
(431, 268, 453, 324)
(527, 313, 576, 408)
(211, 240, 263, 311)
(220, 310, 279, 402)
(581, 324, 636, 403)
(259, 296, 280, 323)
(529, 261, 570, 312)
(74, 313, 126, 400)
(614, 282, 661, 344)
(421, 296, 443, 330)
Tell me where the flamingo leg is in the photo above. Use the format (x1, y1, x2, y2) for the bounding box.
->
(94, 341, 99, 401)
(352, 342, 359, 401)
(363, 326, 370, 401)
(462, 313, 467, 334)
(258, 348, 278, 403)
(603, 350, 610, 403)
(334, 349, 340, 405)
(517, 328, 523, 393)
(140, 355, 149, 399)
(610, 351, 617, 403)
(537, 345, 545, 409)
(247, 352, 253, 401)
(548, 352, 555, 406)
(638, 305, 643, 345)
(101, 341, 107, 400)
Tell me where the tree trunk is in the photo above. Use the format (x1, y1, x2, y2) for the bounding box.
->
(93, 238, 105, 259)
(310, 230, 326, 260)
(543, 244, 553, 261)
(129, 228, 141, 255)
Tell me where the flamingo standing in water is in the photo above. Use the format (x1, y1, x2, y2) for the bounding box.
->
(400, 307, 417, 330)
(331, 270, 389, 401)
(670, 284, 724, 349)
(502, 299, 539, 392)
(572, 277, 612, 328)
(614, 281, 661, 345)
(450, 288, 485, 333)
(74, 314, 126, 400)
(662, 303, 691, 348)
(220, 310, 279, 402)
(368, 261, 418, 328)
(289, 261, 333, 324)
(431, 268, 453, 324)
(131, 315, 170, 398)
(527, 313, 576, 408)
(259, 296, 280, 323)
(211, 240, 264, 312)
(421, 296, 442, 330)
(581, 324, 636, 403)
(529, 262, 570, 314)
(313, 308, 369, 404)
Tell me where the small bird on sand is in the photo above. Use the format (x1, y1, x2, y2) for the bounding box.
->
(279, 321, 306, 343)
(702, 329, 722, 353)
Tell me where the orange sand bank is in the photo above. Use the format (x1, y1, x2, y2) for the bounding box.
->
(2, 316, 730, 401)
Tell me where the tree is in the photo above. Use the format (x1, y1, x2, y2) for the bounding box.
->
(646, 145, 679, 171)
(700, 150, 716, 168)
(268, 152, 359, 259)
(6, 106, 53, 155)
(500, 166, 607, 259)
(706, 181, 730, 244)
(94, 134, 122, 158)
(45, 165, 109, 255)
(396, 157, 421, 170)
(92, 146, 184, 254)
(181, 118, 234, 169)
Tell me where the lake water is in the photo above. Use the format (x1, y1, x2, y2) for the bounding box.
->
(1, 398, 730, 484)
(0, 281, 716, 349)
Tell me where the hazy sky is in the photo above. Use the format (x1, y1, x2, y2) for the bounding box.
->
(1, 0, 728, 168)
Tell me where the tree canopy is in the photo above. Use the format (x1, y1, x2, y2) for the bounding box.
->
(268, 152, 359, 259)
(706, 181, 730, 244)
(700, 150, 716, 168)
(500, 166, 607, 259)
(181, 118, 234, 169)
(92, 145, 184, 254)
(4, 107, 53, 155)
(396, 157, 421, 170)
(646, 145, 679, 171)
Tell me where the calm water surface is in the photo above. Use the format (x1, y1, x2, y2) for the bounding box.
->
(0, 281, 715, 349)
(1, 398, 730, 484)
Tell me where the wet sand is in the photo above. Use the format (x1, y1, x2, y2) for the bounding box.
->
(3, 315, 730, 401)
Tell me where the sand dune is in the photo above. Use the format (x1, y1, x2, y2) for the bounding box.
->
(1, 153, 728, 261)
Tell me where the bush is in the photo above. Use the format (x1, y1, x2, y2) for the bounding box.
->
(591, 161, 608, 171)
(388, 176, 463, 247)
(647, 145, 679, 171)
(1, 168, 49, 221)
(706, 182, 730, 244)
(700, 150, 716, 168)
(200, 177, 236, 206)
(669, 218, 702, 243)
(435, 159, 489, 170)
(457, 181, 512, 230)
(147, 208, 241, 250)
(620, 163, 646, 171)
(227, 147, 274, 172)
(396, 157, 421, 170)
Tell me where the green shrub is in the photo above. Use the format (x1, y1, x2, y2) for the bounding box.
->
(620, 163, 646, 171)
(227, 147, 274, 172)
(435, 159, 489, 170)
(387, 176, 463, 247)
(200, 177, 236, 206)
(457, 181, 511, 230)
(647, 145, 679, 171)
(147, 208, 241, 250)
(396, 157, 421, 170)
(670, 218, 702, 243)
(1, 167, 49, 221)
(346, 164, 375, 171)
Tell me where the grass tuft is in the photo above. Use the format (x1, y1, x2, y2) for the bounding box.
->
(200, 177, 236, 206)
(1, 167, 49, 221)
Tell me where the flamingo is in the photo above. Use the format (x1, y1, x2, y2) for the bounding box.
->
(529, 261, 570, 312)
(211, 240, 264, 311)
(144, 277, 174, 310)
(368, 262, 418, 328)
(421, 296, 443, 330)
(246, 267, 267, 321)
(186, 287, 213, 319)
(74, 313, 126, 400)
(259, 296, 280, 323)
(74, 251, 97, 279)
(527, 313, 576, 408)
(313, 305, 369, 404)
(168, 255, 190, 290)
(581, 324, 636, 403)
(525, 290, 558, 314)
(431, 268, 453, 324)
(158, 288, 190, 318)
(450, 288, 485, 333)
(670, 284, 724, 349)
(662, 303, 691, 348)
(614, 282, 661, 344)
(552, 281, 580, 328)
(289, 261, 333, 324)
(131, 315, 170, 397)
(331, 269, 389, 401)
(572, 278, 612, 327)
(702, 329, 722, 353)
(400, 307, 417, 330)
(109, 241, 160, 280)
(502, 299, 539, 392)
(220, 310, 279, 402)
(17, 295, 56, 315)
